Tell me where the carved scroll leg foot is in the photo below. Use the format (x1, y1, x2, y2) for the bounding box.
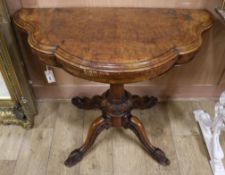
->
(123, 115, 170, 166)
(131, 95, 158, 110)
(64, 117, 109, 167)
(72, 95, 104, 109)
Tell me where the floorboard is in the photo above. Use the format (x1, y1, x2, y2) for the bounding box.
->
(0, 160, 16, 175)
(0, 101, 216, 175)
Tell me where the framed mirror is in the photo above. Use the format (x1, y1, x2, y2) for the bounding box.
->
(0, 71, 11, 103)
(0, 0, 36, 128)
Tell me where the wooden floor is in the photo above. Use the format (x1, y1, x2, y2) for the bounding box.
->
(0, 100, 220, 175)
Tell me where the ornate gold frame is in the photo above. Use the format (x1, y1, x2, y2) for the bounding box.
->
(0, 0, 36, 128)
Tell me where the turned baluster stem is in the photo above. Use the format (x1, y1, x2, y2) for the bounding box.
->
(109, 84, 125, 101)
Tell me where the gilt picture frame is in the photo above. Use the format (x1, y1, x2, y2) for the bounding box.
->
(0, 0, 36, 128)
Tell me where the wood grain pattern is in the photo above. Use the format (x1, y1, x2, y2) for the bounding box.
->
(80, 110, 113, 175)
(8, 1, 222, 100)
(149, 19, 225, 86)
(168, 101, 213, 175)
(34, 102, 58, 129)
(46, 102, 83, 175)
(112, 110, 155, 175)
(0, 101, 216, 175)
(0, 160, 16, 175)
(15, 18, 225, 99)
(173, 135, 212, 175)
(140, 104, 181, 174)
(13, 8, 212, 84)
(167, 101, 200, 136)
(14, 128, 53, 175)
(13, 8, 214, 168)
(0, 126, 25, 160)
(64, 84, 170, 167)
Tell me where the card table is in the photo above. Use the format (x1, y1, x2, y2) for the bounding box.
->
(13, 8, 213, 167)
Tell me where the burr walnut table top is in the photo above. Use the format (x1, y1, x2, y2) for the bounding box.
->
(13, 8, 213, 84)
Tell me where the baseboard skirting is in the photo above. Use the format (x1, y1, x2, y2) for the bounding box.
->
(32, 84, 225, 100)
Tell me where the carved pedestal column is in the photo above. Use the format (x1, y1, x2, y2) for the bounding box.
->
(65, 84, 170, 167)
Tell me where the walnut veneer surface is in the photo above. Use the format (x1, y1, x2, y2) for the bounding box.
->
(13, 8, 213, 84)
(13, 8, 214, 167)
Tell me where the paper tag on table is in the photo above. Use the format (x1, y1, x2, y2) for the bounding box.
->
(44, 69, 56, 83)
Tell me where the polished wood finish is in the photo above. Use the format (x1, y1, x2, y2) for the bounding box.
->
(65, 85, 169, 167)
(123, 115, 169, 165)
(13, 8, 213, 167)
(9, 1, 223, 100)
(13, 8, 212, 84)
(65, 116, 109, 167)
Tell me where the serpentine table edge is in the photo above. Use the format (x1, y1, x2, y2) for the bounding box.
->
(13, 7, 213, 168)
(13, 8, 213, 84)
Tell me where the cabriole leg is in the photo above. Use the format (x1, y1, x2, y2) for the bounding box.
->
(64, 116, 109, 167)
(123, 115, 170, 166)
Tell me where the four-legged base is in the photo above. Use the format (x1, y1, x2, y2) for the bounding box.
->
(64, 84, 170, 167)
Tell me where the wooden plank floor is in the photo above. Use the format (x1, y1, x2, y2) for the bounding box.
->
(0, 101, 218, 175)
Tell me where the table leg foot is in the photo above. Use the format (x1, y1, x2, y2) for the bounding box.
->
(64, 149, 83, 167)
(64, 116, 109, 167)
(123, 115, 170, 166)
